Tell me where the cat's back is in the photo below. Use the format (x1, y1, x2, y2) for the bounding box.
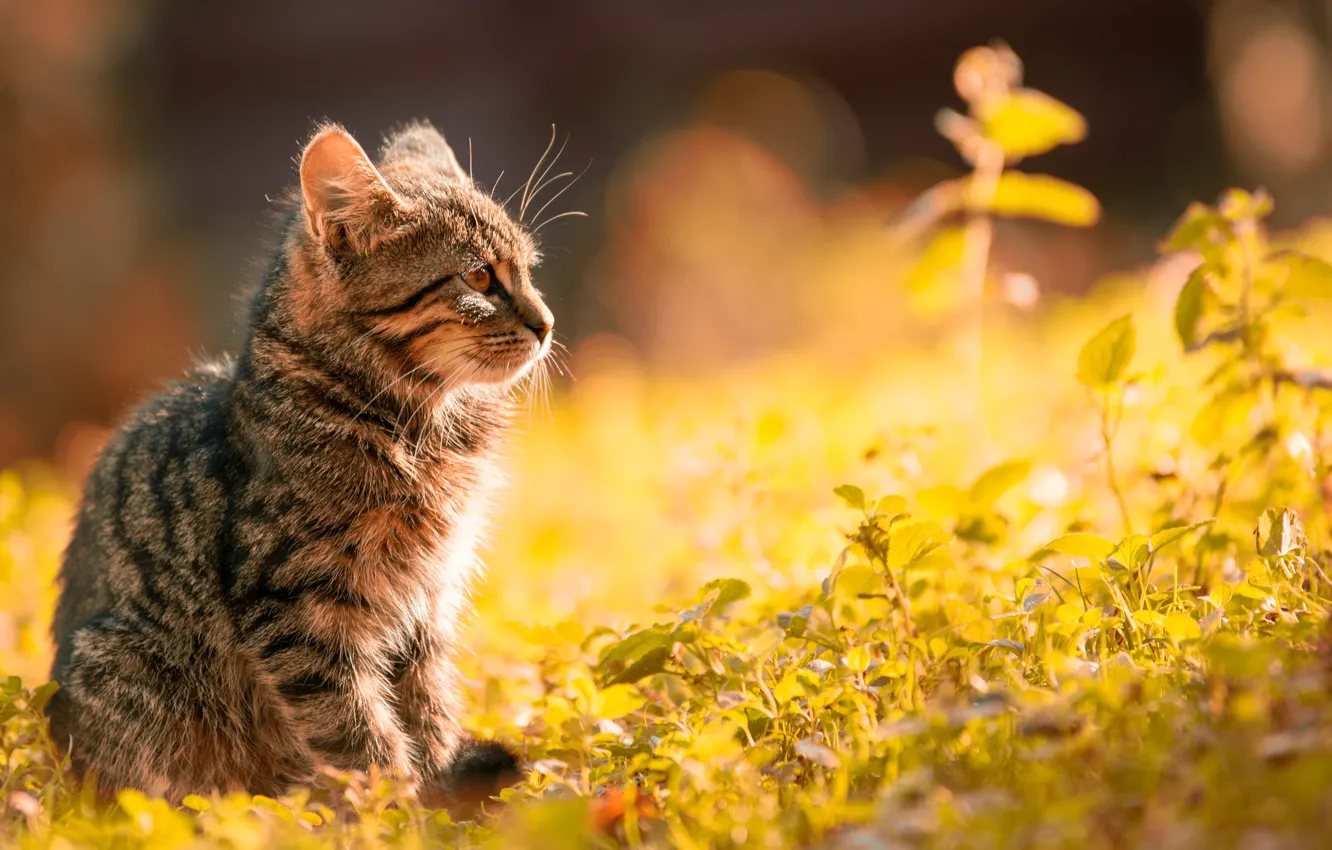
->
(52, 359, 240, 657)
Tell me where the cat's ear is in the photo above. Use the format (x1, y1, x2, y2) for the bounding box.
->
(300, 125, 404, 253)
(379, 121, 468, 183)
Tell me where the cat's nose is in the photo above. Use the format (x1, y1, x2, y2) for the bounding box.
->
(526, 321, 552, 344)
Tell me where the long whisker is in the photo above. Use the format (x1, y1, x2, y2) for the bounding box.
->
(508, 125, 557, 210)
(531, 160, 593, 231)
(354, 362, 430, 423)
(533, 210, 588, 235)
(490, 170, 506, 199)
(521, 133, 570, 222)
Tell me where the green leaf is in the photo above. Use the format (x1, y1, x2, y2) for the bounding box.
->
(1268, 250, 1332, 300)
(773, 672, 803, 704)
(1175, 266, 1207, 349)
(1164, 611, 1202, 643)
(976, 639, 1025, 656)
(968, 459, 1032, 508)
(181, 794, 212, 812)
(1255, 508, 1307, 558)
(1022, 589, 1052, 612)
(1133, 609, 1167, 629)
(700, 578, 752, 611)
(889, 520, 953, 571)
(26, 681, 58, 715)
(874, 495, 908, 517)
(1159, 202, 1230, 255)
(1149, 521, 1215, 554)
(1218, 188, 1273, 223)
(833, 484, 866, 511)
(601, 626, 674, 666)
(833, 565, 881, 597)
(988, 172, 1101, 226)
(982, 90, 1087, 159)
(1046, 532, 1117, 560)
(1077, 314, 1136, 388)
(594, 684, 646, 719)
(607, 647, 671, 685)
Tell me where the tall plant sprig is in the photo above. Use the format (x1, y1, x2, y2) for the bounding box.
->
(900, 42, 1101, 423)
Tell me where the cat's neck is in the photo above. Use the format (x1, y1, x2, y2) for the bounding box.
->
(230, 320, 511, 484)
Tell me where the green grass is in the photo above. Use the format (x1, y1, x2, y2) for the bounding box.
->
(6, 44, 1332, 849)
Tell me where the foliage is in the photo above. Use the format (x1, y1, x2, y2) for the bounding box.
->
(6, 46, 1332, 850)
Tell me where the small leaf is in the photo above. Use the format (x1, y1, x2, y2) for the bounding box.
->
(794, 737, 841, 769)
(182, 794, 212, 812)
(976, 639, 1026, 656)
(26, 681, 59, 715)
(773, 672, 803, 704)
(1055, 603, 1083, 625)
(988, 172, 1101, 226)
(833, 484, 867, 511)
(700, 578, 752, 612)
(594, 684, 647, 719)
(607, 647, 671, 685)
(1165, 611, 1202, 643)
(1255, 508, 1307, 558)
(1218, 188, 1273, 223)
(874, 495, 908, 516)
(889, 520, 953, 571)
(600, 626, 673, 666)
(982, 90, 1087, 159)
(834, 564, 881, 597)
(1133, 609, 1167, 629)
(1022, 589, 1052, 612)
(1268, 250, 1332, 300)
(1175, 266, 1207, 349)
(1046, 532, 1117, 560)
(1159, 202, 1231, 255)
(1149, 521, 1215, 554)
(1077, 314, 1136, 388)
(969, 459, 1033, 508)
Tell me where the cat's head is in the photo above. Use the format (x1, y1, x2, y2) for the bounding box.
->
(280, 121, 553, 393)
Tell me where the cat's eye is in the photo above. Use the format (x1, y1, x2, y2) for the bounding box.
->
(463, 266, 492, 293)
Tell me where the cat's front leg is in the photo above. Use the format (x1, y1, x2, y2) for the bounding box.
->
(390, 629, 464, 786)
(260, 638, 416, 779)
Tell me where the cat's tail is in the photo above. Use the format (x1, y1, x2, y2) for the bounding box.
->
(440, 738, 524, 818)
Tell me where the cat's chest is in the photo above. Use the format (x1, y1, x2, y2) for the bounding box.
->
(294, 494, 486, 654)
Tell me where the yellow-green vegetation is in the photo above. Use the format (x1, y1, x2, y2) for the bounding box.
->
(7, 44, 1332, 849)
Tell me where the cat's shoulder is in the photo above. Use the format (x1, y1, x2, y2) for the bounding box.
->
(104, 355, 238, 457)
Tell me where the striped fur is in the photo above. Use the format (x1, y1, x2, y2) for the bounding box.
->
(47, 121, 551, 803)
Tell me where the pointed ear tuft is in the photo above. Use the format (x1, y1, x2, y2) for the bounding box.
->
(300, 125, 403, 253)
(379, 120, 468, 183)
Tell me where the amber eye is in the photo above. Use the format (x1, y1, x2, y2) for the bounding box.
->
(463, 266, 492, 293)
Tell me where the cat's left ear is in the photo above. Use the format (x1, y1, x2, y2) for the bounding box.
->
(379, 121, 468, 183)
(300, 125, 404, 254)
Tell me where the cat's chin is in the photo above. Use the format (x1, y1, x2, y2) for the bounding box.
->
(441, 352, 544, 389)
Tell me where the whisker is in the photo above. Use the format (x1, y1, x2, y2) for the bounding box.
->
(531, 160, 593, 231)
(521, 133, 570, 222)
(509, 125, 557, 211)
(533, 210, 588, 235)
(354, 362, 429, 424)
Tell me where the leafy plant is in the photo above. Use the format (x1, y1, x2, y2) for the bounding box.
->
(4, 44, 1332, 850)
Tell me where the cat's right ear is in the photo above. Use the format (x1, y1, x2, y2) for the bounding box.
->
(300, 126, 403, 254)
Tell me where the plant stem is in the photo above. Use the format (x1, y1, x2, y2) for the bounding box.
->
(882, 562, 916, 639)
(957, 139, 1004, 428)
(1101, 393, 1134, 536)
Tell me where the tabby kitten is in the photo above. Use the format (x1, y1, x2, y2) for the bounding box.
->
(47, 121, 552, 805)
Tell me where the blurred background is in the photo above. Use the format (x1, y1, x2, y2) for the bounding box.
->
(3, 0, 1332, 469)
